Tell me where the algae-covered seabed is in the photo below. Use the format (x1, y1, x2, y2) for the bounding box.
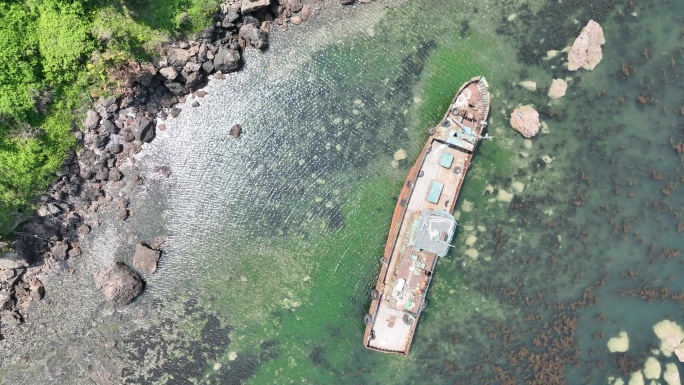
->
(2, 0, 683, 383)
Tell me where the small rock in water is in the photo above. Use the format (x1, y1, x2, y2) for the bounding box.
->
(567, 19, 606, 71)
(510, 105, 540, 138)
(518, 81, 537, 91)
(644, 357, 661, 379)
(393, 149, 407, 161)
(607, 330, 630, 352)
(465, 249, 479, 259)
(664, 363, 681, 385)
(545, 50, 560, 59)
(497, 189, 514, 203)
(132, 243, 161, 276)
(191, 101, 200, 107)
(159, 166, 172, 178)
(548, 79, 568, 100)
(93, 263, 144, 305)
(229, 124, 242, 138)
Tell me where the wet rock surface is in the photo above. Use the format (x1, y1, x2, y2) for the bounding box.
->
(93, 263, 144, 305)
(510, 105, 541, 138)
(132, 244, 161, 276)
(567, 20, 605, 71)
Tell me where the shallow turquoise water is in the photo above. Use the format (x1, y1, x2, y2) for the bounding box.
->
(1, 0, 683, 383)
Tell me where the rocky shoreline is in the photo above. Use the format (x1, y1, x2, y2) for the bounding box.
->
(0, 0, 364, 339)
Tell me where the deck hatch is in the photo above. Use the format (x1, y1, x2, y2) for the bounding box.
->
(439, 152, 454, 168)
(426, 181, 444, 204)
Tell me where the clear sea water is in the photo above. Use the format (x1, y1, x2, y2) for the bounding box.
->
(1, 0, 683, 383)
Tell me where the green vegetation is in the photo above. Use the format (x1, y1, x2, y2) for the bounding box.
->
(0, 0, 220, 237)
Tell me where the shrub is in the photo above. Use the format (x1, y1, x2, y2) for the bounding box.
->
(0, 3, 40, 120)
(35, 0, 93, 83)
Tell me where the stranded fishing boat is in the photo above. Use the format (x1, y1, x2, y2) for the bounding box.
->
(363, 76, 491, 355)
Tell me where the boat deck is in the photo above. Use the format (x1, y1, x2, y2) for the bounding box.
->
(363, 76, 490, 355)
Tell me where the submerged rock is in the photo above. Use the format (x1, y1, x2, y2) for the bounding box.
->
(518, 81, 537, 91)
(567, 20, 605, 71)
(644, 357, 662, 379)
(664, 363, 681, 385)
(607, 330, 630, 352)
(132, 244, 161, 276)
(393, 148, 407, 161)
(93, 263, 144, 305)
(548, 79, 568, 100)
(510, 105, 540, 138)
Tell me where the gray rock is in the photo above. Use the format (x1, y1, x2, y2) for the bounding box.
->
(0, 292, 15, 311)
(182, 71, 203, 89)
(201, 60, 214, 73)
(184, 61, 202, 73)
(108, 169, 122, 182)
(159, 166, 172, 178)
(159, 66, 178, 81)
(84, 110, 99, 130)
(94, 134, 109, 149)
(93, 263, 144, 305)
(109, 143, 123, 154)
(68, 246, 81, 258)
(242, 0, 271, 13)
(165, 81, 185, 95)
(288, 0, 303, 12)
(213, 48, 242, 73)
(129, 117, 156, 143)
(166, 48, 191, 69)
(0, 257, 27, 270)
(0, 268, 16, 283)
(340, 0, 354, 4)
(51, 242, 69, 260)
(229, 123, 243, 138)
(160, 93, 177, 108)
(121, 130, 135, 143)
(239, 24, 268, 50)
(95, 167, 110, 182)
(132, 244, 161, 275)
(191, 101, 200, 107)
(102, 119, 118, 134)
(223, 10, 240, 25)
(0, 310, 22, 328)
(170, 108, 181, 118)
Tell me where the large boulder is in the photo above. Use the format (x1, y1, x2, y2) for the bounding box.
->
(548, 79, 568, 100)
(93, 263, 144, 305)
(213, 48, 242, 73)
(129, 117, 156, 143)
(510, 105, 541, 138)
(239, 24, 268, 50)
(84, 110, 99, 130)
(567, 20, 605, 71)
(166, 48, 191, 69)
(241, 0, 271, 13)
(132, 243, 161, 275)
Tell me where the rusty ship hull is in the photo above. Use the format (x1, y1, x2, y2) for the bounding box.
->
(363, 76, 491, 355)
